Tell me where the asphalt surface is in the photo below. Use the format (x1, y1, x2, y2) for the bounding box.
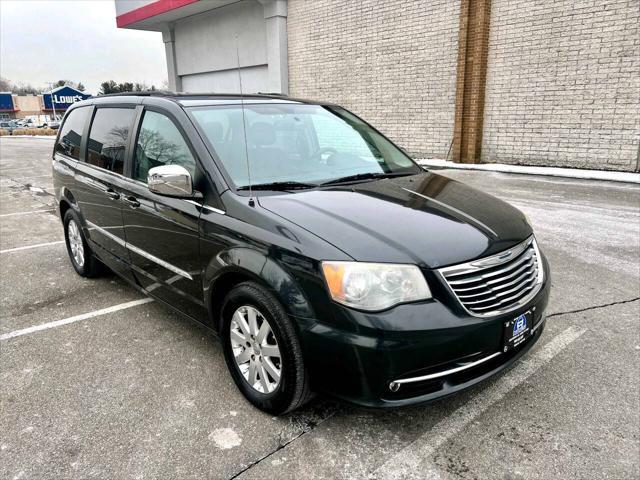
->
(1, 136, 638, 480)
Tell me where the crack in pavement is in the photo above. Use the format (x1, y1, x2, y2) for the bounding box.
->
(227, 428, 310, 480)
(547, 297, 639, 318)
(228, 403, 340, 480)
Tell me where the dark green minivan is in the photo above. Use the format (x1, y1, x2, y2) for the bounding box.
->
(53, 92, 550, 414)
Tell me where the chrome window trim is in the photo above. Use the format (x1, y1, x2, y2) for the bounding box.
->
(184, 200, 226, 215)
(85, 221, 193, 280)
(437, 236, 544, 318)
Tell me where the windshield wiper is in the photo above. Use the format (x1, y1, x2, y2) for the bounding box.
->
(237, 181, 318, 191)
(319, 171, 411, 186)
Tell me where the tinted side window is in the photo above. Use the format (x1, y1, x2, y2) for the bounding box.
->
(86, 108, 135, 174)
(55, 107, 89, 160)
(132, 110, 196, 182)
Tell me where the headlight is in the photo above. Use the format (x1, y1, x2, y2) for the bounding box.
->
(321, 261, 431, 311)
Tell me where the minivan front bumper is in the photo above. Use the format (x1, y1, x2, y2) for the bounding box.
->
(299, 255, 551, 408)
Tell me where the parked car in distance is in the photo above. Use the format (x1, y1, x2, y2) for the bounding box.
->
(21, 118, 38, 129)
(52, 93, 550, 414)
(23, 114, 61, 129)
(0, 120, 19, 134)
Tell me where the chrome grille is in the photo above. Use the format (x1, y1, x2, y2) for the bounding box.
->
(439, 237, 544, 317)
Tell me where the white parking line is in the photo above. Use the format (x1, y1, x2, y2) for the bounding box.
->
(9, 175, 52, 180)
(0, 209, 53, 218)
(0, 189, 54, 197)
(374, 326, 586, 480)
(0, 298, 154, 341)
(0, 240, 64, 253)
(0, 167, 38, 172)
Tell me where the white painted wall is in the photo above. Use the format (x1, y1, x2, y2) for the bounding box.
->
(181, 66, 268, 93)
(174, 1, 268, 93)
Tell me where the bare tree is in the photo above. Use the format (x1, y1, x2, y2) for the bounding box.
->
(0, 77, 40, 95)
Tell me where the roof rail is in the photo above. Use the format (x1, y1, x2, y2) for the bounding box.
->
(97, 90, 177, 98)
(97, 91, 294, 98)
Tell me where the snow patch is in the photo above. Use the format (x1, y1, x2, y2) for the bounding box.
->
(416, 158, 640, 184)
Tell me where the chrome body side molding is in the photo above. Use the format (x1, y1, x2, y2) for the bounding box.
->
(86, 221, 193, 280)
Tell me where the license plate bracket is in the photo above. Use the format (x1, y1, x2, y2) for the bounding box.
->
(502, 310, 533, 353)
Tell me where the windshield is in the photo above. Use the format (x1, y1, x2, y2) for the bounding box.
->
(190, 104, 421, 188)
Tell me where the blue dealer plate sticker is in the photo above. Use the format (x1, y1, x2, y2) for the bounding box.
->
(513, 315, 527, 335)
(502, 311, 533, 352)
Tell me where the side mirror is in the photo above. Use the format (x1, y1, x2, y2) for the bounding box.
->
(148, 165, 194, 197)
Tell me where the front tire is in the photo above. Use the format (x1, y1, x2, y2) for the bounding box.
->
(221, 282, 313, 415)
(63, 209, 102, 277)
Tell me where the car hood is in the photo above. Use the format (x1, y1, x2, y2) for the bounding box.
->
(258, 172, 532, 268)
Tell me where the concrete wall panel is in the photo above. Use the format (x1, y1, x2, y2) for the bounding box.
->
(174, 1, 267, 77)
(181, 65, 268, 93)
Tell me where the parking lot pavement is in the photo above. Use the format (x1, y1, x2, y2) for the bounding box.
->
(0, 213, 63, 252)
(1, 137, 638, 480)
(1, 244, 145, 334)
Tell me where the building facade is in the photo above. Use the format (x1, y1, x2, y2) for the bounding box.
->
(115, 0, 640, 172)
(0, 86, 91, 121)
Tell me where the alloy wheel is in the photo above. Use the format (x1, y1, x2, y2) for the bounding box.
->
(67, 219, 85, 268)
(229, 305, 282, 394)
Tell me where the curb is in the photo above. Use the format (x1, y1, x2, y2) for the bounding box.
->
(1, 135, 56, 139)
(417, 159, 640, 184)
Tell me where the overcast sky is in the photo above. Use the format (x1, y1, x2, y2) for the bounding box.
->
(0, 0, 167, 95)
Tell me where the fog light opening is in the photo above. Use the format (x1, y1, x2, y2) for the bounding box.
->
(389, 381, 400, 392)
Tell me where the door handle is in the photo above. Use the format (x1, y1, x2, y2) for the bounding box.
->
(122, 196, 140, 208)
(105, 189, 120, 200)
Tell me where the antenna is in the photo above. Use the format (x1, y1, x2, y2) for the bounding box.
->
(235, 34, 254, 206)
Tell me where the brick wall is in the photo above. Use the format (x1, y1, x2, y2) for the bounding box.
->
(482, 0, 640, 171)
(287, 0, 460, 158)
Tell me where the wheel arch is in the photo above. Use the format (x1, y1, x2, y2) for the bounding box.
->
(59, 198, 72, 222)
(205, 247, 316, 332)
(58, 186, 79, 222)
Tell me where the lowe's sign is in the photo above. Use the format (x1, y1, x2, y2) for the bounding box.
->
(43, 86, 91, 111)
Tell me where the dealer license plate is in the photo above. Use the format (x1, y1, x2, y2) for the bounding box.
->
(502, 310, 533, 353)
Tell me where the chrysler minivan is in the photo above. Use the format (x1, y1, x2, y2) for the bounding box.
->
(53, 93, 550, 414)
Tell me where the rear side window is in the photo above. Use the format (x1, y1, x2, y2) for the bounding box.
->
(55, 107, 89, 160)
(86, 108, 135, 174)
(132, 110, 196, 182)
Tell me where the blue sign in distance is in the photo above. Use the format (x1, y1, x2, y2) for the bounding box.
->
(42, 86, 90, 111)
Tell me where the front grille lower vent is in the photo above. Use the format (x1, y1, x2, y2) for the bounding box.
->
(439, 237, 544, 317)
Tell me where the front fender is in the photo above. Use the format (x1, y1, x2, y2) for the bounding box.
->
(204, 247, 317, 328)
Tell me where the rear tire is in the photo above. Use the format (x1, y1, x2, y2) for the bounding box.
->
(221, 281, 313, 415)
(63, 209, 102, 277)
